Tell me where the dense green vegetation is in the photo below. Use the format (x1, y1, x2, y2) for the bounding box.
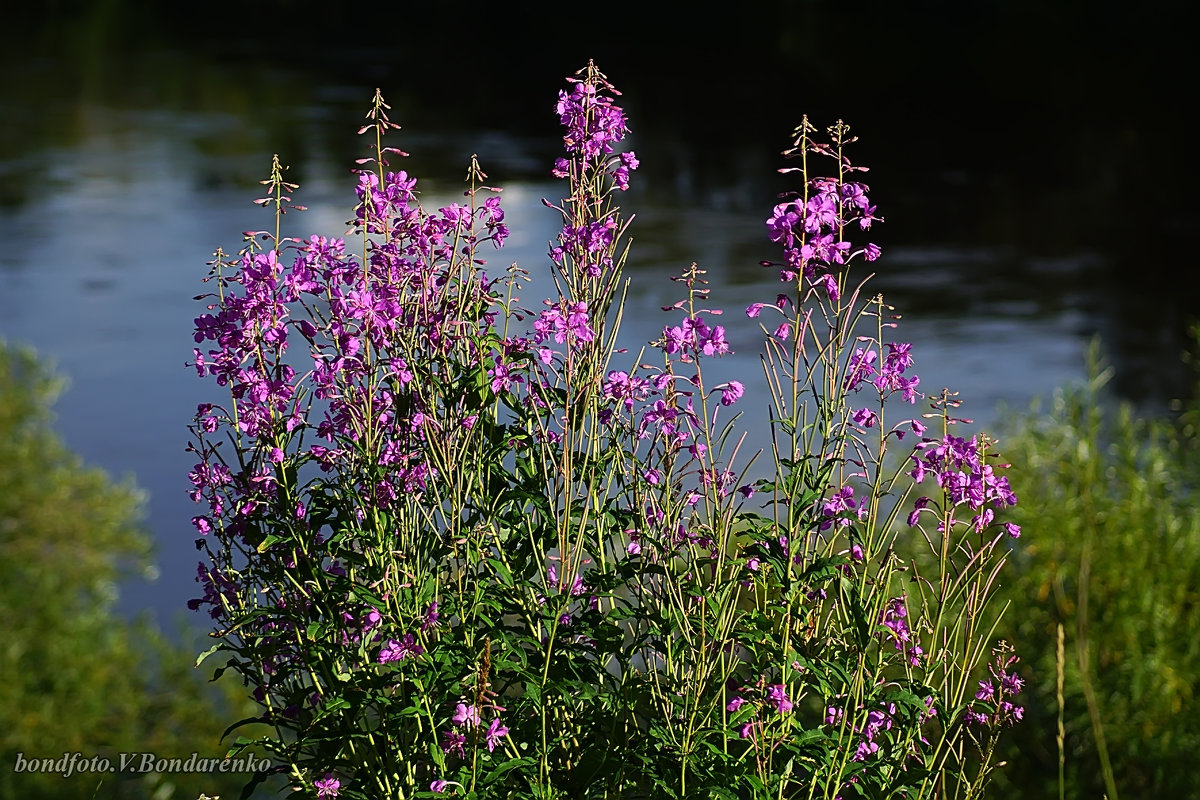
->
(988, 339, 1200, 799)
(7, 320, 1200, 799)
(0, 341, 266, 800)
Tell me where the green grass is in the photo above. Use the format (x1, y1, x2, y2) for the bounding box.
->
(986, 338, 1200, 799)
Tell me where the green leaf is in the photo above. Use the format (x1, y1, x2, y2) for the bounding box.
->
(255, 532, 286, 553)
(194, 643, 222, 668)
(222, 719, 266, 743)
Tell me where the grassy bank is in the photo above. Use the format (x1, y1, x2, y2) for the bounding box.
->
(986, 338, 1200, 798)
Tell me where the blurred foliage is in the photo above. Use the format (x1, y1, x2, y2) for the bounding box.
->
(0, 341, 270, 800)
(987, 335, 1200, 798)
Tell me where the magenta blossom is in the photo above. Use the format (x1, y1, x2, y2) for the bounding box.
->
(485, 717, 510, 752)
(453, 703, 481, 728)
(768, 684, 793, 713)
(718, 381, 745, 406)
(441, 730, 466, 758)
(314, 774, 340, 798)
(378, 633, 424, 664)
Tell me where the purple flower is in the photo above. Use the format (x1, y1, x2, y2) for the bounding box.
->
(908, 433, 1019, 516)
(840, 182, 869, 209)
(662, 324, 687, 355)
(659, 315, 729, 359)
(487, 359, 523, 395)
(534, 303, 595, 346)
(804, 188, 839, 233)
(700, 324, 730, 357)
(378, 633, 424, 664)
(844, 348, 878, 392)
(602, 370, 650, 413)
(485, 717, 509, 752)
(555, 74, 629, 162)
(431, 779, 449, 793)
(439, 203, 470, 228)
(718, 381, 745, 406)
(441, 730, 466, 758)
(767, 202, 800, 245)
(768, 684, 793, 713)
(421, 601, 440, 631)
(314, 774, 340, 798)
(390, 357, 414, 384)
(611, 151, 640, 190)
(568, 306, 596, 342)
(820, 485, 858, 531)
(965, 709, 991, 726)
(1000, 669, 1024, 695)
(852, 407, 877, 428)
(453, 703, 481, 728)
(880, 596, 924, 665)
(853, 738, 879, 762)
(610, 165, 632, 190)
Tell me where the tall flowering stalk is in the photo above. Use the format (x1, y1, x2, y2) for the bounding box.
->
(717, 118, 1025, 798)
(188, 63, 1022, 799)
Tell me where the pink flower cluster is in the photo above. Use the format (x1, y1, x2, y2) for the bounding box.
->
(660, 314, 730, 361)
(765, 177, 880, 290)
(880, 596, 924, 666)
(442, 702, 510, 756)
(965, 646, 1025, 727)
(907, 434, 1020, 536)
(843, 342, 920, 404)
(555, 78, 630, 163)
(533, 301, 596, 347)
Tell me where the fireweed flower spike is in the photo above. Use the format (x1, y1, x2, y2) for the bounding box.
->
(188, 65, 1021, 800)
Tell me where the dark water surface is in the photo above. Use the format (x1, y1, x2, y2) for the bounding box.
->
(1, 5, 1194, 632)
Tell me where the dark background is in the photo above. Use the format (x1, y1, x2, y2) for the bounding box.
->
(7, 0, 1192, 232)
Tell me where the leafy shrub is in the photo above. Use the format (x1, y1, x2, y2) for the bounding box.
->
(188, 62, 1024, 799)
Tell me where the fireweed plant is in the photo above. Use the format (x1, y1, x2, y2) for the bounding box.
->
(187, 62, 1023, 799)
